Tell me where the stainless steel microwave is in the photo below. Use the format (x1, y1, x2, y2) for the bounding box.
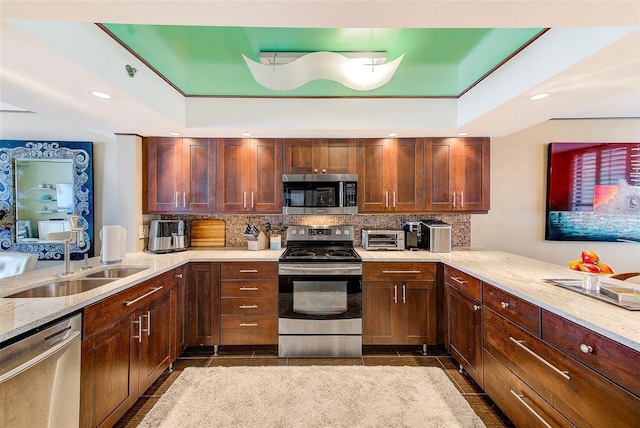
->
(283, 174, 358, 214)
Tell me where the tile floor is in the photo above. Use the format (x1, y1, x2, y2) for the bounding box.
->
(115, 346, 514, 427)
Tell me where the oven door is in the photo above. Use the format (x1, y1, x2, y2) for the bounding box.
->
(278, 269, 361, 321)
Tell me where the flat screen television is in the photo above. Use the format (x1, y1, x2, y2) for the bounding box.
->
(545, 142, 640, 242)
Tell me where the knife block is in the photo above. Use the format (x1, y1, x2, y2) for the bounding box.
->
(247, 232, 268, 251)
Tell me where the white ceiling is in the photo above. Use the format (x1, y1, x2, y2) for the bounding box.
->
(1, 0, 639, 140)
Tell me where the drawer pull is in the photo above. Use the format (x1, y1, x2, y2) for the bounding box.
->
(580, 343, 594, 354)
(239, 269, 259, 273)
(509, 337, 570, 380)
(125, 286, 163, 307)
(450, 277, 467, 285)
(500, 301, 509, 309)
(239, 304, 258, 309)
(382, 270, 421, 274)
(510, 390, 552, 428)
(239, 287, 259, 291)
(133, 317, 143, 343)
(394, 285, 398, 304)
(473, 304, 481, 311)
(142, 310, 151, 336)
(239, 322, 258, 327)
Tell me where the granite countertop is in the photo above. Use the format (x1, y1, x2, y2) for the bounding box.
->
(1, 247, 638, 353)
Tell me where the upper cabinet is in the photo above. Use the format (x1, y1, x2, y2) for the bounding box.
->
(425, 138, 490, 212)
(217, 138, 282, 213)
(283, 139, 357, 174)
(143, 137, 217, 214)
(356, 138, 424, 213)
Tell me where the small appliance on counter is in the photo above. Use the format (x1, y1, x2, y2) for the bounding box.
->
(148, 220, 186, 253)
(402, 221, 421, 250)
(361, 229, 405, 250)
(420, 220, 452, 253)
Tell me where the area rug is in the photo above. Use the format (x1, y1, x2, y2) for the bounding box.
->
(138, 366, 486, 428)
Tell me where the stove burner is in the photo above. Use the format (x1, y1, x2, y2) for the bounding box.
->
(326, 250, 353, 258)
(288, 250, 316, 257)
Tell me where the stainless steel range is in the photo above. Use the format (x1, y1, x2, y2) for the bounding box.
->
(278, 225, 362, 358)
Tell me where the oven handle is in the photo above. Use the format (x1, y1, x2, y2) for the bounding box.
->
(279, 265, 362, 272)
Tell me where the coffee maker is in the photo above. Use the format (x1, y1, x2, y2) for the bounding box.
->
(402, 221, 421, 250)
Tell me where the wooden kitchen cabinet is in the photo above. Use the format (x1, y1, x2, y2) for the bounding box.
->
(220, 262, 278, 345)
(170, 266, 188, 360)
(217, 138, 282, 213)
(482, 283, 640, 428)
(143, 137, 217, 213)
(444, 265, 483, 387)
(187, 262, 220, 346)
(362, 262, 437, 346)
(424, 137, 489, 212)
(81, 270, 175, 428)
(284, 138, 357, 174)
(357, 138, 424, 212)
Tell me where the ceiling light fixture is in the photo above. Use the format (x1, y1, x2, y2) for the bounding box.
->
(388, 132, 398, 137)
(241, 132, 251, 137)
(530, 93, 549, 101)
(243, 51, 404, 92)
(90, 90, 111, 99)
(457, 132, 469, 136)
(168, 132, 181, 136)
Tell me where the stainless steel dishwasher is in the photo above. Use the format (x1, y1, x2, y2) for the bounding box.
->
(1, 313, 82, 427)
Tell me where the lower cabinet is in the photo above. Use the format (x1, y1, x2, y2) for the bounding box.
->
(80, 270, 175, 428)
(362, 262, 437, 345)
(187, 262, 220, 346)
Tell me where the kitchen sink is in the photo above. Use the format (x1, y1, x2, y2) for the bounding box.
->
(84, 266, 149, 279)
(5, 278, 116, 298)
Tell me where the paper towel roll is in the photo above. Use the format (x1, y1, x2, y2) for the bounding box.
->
(101, 225, 124, 264)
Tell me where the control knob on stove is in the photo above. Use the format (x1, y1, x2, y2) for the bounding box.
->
(343, 229, 350, 235)
(335, 230, 341, 235)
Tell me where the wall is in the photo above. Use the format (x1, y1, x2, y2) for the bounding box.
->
(471, 118, 640, 273)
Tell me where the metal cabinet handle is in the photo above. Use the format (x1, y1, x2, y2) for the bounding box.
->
(394, 284, 398, 304)
(452, 190, 456, 208)
(243, 191, 247, 208)
(383, 270, 421, 274)
(385, 191, 389, 208)
(501, 301, 509, 309)
(580, 343, 594, 354)
(239, 269, 259, 273)
(473, 304, 481, 311)
(313, 168, 319, 173)
(460, 190, 464, 208)
(176, 273, 183, 279)
(239, 287, 259, 291)
(251, 192, 254, 209)
(402, 284, 406, 304)
(450, 276, 467, 285)
(175, 191, 180, 208)
(142, 310, 151, 336)
(125, 286, 163, 307)
(510, 390, 552, 428)
(392, 191, 396, 208)
(183, 191, 187, 208)
(239, 304, 258, 309)
(509, 337, 570, 380)
(239, 322, 258, 327)
(133, 317, 143, 343)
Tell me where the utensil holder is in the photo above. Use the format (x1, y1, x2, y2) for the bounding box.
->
(247, 232, 268, 251)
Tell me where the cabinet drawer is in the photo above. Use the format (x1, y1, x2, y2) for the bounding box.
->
(220, 315, 278, 345)
(84, 271, 174, 337)
(541, 309, 640, 397)
(220, 279, 277, 297)
(484, 307, 640, 427)
(221, 297, 278, 315)
(483, 283, 540, 336)
(220, 262, 278, 279)
(483, 350, 574, 428)
(363, 262, 436, 280)
(443, 265, 481, 301)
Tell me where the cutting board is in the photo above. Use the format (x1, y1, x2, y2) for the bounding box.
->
(191, 220, 225, 247)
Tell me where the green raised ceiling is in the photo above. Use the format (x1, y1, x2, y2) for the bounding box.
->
(101, 25, 543, 97)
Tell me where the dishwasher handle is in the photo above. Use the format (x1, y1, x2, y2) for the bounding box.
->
(0, 330, 81, 384)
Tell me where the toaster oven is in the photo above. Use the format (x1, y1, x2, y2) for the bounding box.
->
(361, 230, 405, 251)
(148, 220, 187, 253)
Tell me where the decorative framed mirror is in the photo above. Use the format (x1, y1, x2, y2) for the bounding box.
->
(0, 140, 94, 260)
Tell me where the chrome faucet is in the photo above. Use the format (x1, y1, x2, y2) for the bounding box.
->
(61, 215, 85, 277)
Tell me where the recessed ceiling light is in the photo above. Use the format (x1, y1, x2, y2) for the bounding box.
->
(241, 132, 252, 137)
(457, 132, 469, 136)
(529, 93, 549, 101)
(168, 132, 181, 136)
(388, 133, 398, 137)
(90, 90, 111, 99)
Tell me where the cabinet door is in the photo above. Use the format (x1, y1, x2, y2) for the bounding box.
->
(250, 138, 282, 213)
(458, 137, 489, 211)
(144, 137, 182, 213)
(357, 139, 395, 212)
(171, 268, 188, 358)
(284, 139, 320, 174)
(321, 139, 357, 174)
(425, 138, 456, 211)
(402, 281, 436, 344)
(393, 138, 424, 212)
(447, 285, 483, 387)
(217, 138, 247, 212)
(80, 315, 138, 428)
(182, 138, 217, 212)
(362, 281, 396, 344)
(139, 291, 172, 394)
(187, 262, 220, 346)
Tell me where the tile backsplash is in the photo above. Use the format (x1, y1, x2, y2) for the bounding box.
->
(163, 214, 471, 248)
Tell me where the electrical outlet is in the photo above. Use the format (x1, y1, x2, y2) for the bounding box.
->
(139, 225, 149, 239)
